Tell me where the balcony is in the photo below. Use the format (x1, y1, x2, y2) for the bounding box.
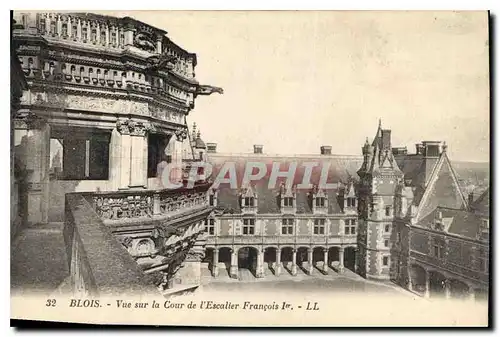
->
(64, 181, 214, 297)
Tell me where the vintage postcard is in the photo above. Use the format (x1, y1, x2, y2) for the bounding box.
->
(10, 10, 490, 327)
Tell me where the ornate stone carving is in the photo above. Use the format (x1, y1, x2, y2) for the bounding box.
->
(195, 84, 224, 96)
(185, 250, 205, 262)
(116, 118, 151, 136)
(145, 53, 176, 72)
(13, 111, 46, 130)
(134, 32, 156, 53)
(174, 127, 188, 141)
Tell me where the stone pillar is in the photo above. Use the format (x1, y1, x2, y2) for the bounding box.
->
(256, 250, 264, 278)
(291, 249, 298, 276)
(275, 249, 282, 276)
(424, 271, 430, 298)
(45, 15, 51, 35)
(212, 249, 219, 277)
(323, 248, 329, 274)
(14, 115, 50, 225)
(338, 247, 345, 273)
(77, 19, 82, 41)
(230, 249, 238, 279)
(353, 247, 358, 273)
(114, 119, 149, 189)
(307, 248, 314, 275)
(156, 35, 163, 54)
(443, 279, 451, 300)
(124, 22, 135, 46)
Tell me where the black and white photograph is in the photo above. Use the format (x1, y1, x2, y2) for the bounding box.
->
(9, 9, 490, 327)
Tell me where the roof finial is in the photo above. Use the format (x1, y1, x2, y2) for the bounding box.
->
(197, 130, 201, 139)
(365, 137, 369, 145)
(442, 141, 447, 153)
(192, 122, 197, 140)
(378, 118, 382, 129)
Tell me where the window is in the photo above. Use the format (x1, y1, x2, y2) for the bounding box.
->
(433, 239, 445, 259)
(82, 27, 88, 41)
(384, 240, 389, 247)
(244, 197, 255, 207)
(397, 232, 401, 243)
(347, 197, 356, 207)
(205, 218, 215, 235)
(243, 218, 255, 235)
(147, 133, 168, 178)
(282, 218, 294, 235)
(209, 194, 215, 206)
(315, 197, 326, 207)
(283, 197, 293, 207)
(314, 219, 325, 235)
(383, 256, 389, 266)
(49, 129, 110, 180)
(385, 206, 391, 216)
(344, 219, 356, 235)
(384, 224, 390, 233)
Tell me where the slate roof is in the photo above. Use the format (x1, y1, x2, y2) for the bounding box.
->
(471, 188, 490, 216)
(208, 153, 363, 215)
(417, 206, 484, 240)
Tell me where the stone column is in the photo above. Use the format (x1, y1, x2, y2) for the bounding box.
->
(14, 115, 50, 225)
(338, 247, 345, 273)
(323, 248, 329, 274)
(291, 249, 298, 276)
(424, 271, 430, 298)
(230, 249, 238, 279)
(156, 35, 163, 54)
(212, 249, 219, 277)
(77, 19, 82, 41)
(275, 249, 282, 276)
(256, 250, 264, 278)
(353, 247, 359, 273)
(443, 279, 451, 300)
(114, 119, 149, 189)
(307, 248, 314, 275)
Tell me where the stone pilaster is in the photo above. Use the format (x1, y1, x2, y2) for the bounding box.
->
(307, 248, 314, 275)
(13, 112, 50, 225)
(113, 118, 150, 189)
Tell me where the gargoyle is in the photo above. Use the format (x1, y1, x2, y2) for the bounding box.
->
(145, 53, 177, 72)
(195, 85, 224, 96)
(134, 33, 156, 53)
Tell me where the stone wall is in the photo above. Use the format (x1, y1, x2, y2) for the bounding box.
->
(64, 193, 158, 297)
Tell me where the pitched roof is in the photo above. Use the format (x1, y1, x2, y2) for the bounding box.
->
(417, 206, 484, 240)
(415, 151, 468, 221)
(471, 188, 490, 216)
(208, 153, 363, 215)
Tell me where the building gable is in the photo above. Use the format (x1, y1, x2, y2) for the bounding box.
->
(415, 152, 468, 221)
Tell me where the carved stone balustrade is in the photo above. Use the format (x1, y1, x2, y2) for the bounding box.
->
(87, 182, 212, 223)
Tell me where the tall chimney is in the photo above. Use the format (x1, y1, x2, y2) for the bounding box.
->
(253, 144, 263, 154)
(320, 145, 332, 155)
(207, 143, 217, 153)
(381, 129, 391, 150)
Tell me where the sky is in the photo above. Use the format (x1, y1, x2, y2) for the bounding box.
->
(103, 11, 489, 162)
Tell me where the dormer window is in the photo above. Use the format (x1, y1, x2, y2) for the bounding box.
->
(385, 206, 392, 217)
(347, 197, 355, 207)
(316, 197, 326, 207)
(284, 197, 293, 207)
(209, 194, 214, 206)
(244, 197, 255, 207)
